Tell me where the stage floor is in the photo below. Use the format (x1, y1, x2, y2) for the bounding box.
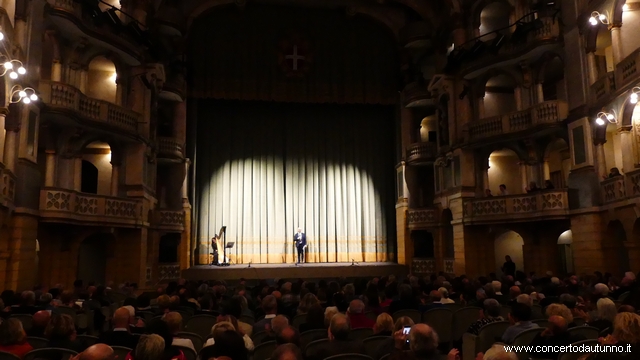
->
(181, 262, 408, 281)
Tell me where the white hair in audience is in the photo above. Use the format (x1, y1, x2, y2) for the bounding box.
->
(594, 283, 609, 296)
(596, 298, 617, 322)
(438, 287, 449, 298)
(516, 294, 532, 307)
(551, 277, 560, 285)
(484, 344, 518, 360)
(491, 281, 502, 293)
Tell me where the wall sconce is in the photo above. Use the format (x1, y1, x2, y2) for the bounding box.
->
(595, 109, 617, 125)
(630, 87, 640, 104)
(589, 11, 610, 25)
(10, 85, 38, 104)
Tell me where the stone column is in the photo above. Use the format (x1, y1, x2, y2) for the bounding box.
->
(73, 157, 83, 192)
(3, 130, 18, 173)
(610, 25, 623, 66)
(514, 87, 523, 111)
(618, 127, 636, 173)
(110, 164, 119, 196)
(586, 52, 599, 85)
(478, 97, 485, 119)
(536, 83, 545, 104)
(51, 60, 62, 82)
(542, 160, 550, 181)
(79, 69, 88, 94)
(182, 159, 190, 203)
(519, 162, 529, 192)
(45, 150, 57, 187)
(595, 141, 607, 180)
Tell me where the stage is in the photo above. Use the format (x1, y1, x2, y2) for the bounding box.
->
(181, 262, 408, 281)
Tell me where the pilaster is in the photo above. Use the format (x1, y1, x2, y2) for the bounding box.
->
(570, 213, 605, 274)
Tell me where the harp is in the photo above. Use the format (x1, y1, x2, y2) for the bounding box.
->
(211, 226, 226, 264)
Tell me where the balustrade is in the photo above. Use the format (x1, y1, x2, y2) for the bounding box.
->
(0, 168, 16, 208)
(616, 48, 640, 89)
(151, 209, 185, 231)
(412, 258, 436, 274)
(158, 263, 181, 280)
(157, 137, 185, 159)
(407, 208, 438, 229)
(463, 190, 569, 223)
(601, 176, 626, 204)
(406, 143, 437, 164)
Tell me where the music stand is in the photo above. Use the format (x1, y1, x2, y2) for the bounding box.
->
(222, 242, 234, 266)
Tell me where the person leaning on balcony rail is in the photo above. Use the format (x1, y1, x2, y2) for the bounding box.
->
(605, 167, 622, 179)
(484, 189, 494, 197)
(499, 184, 509, 195)
(525, 181, 541, 193)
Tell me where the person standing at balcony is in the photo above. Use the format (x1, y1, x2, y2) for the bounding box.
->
(503, 255, 516, 277)
(484, 189, 493, 197)
(607, 167, 622, 179)
(526, 182, 541, 193)
(499, 184, 509, 195)
(544, 180, 555, 189)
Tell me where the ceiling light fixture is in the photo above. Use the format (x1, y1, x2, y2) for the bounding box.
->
(10, 85, 38, 104)
(630, 87, 640, 104)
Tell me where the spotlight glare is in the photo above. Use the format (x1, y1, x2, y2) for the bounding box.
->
(596, 118, 605, 126)
(606, 113, 615, 120)
(589, 17, 598, 25)
(599, 14, 606, 20)
(3, 61, 12, 69)
(22, 97, 30, 104)
(17, 67, 26, 75)
(9, 71, 17, 79)
(0, 32, 4, 41)
(30, 94, 38, 101)
(631, 93, 639, 104)
(18, 90, 26, 98)
(623, 4, 629, 11)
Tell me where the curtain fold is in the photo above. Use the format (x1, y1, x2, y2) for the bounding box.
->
(196, 101, 394, 264)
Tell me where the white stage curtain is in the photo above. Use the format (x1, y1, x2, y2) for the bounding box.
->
(196, 101, 394, 264)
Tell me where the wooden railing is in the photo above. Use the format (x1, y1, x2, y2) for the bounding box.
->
(469, 100, 568, 140)
(407, 208, 438, 229)
(616, 48, 640, 89)
(463, 190, 570, 223)
(151, 209, 185, 231)
(412, 258, 436, 275)
(40, 188, 144, 226)
(406, 142, 437, 164)
(157, 137, 185, 159)
(39, 81, 141, 134)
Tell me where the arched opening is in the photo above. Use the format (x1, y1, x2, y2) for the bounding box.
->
(81, 142, 113, 195)
(557, 230, 573, 274)
(419, 115, 438, 144)
(593, 21, 614, 79)
(479, 1, 512, 39)
(411, 230, 435, 259)
(544, 138, 570, 189)
(494, 229, 524, 276)
(483, 74, 517, 118)
(604, 220, 629, 276)
(540, 56, 565, 101)
(442, 209, 454, 259)
(159, 233, 181, 263)
(87, 56, 117, 103)
(77, 233, 110, 285)
(488, 148, 523, 195)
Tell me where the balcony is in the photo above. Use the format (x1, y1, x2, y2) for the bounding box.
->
(468, 100, 568, 142)
(591, 72, 616, 104)
(600, 169, 640, 206)
(403, 81, 435, 108)
(45, 0, 142, 65)
(39, 188, 144, 227)
(412, 258, 435, 274)
(407, 208, 438, 229)
(157, 137, 185, 161)
(406, 142, 437, 165)
(39, 81, 141, 135)
(462, 17, 561, 78)
(463, 190, 570, 224)
(0, 166, 16, 209)
(158, 263, 181, 280)
(151, 209, 185, 232)
(616, 47, 640, 90)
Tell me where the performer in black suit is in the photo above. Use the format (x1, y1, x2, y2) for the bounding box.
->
(294, 227, 307, 264)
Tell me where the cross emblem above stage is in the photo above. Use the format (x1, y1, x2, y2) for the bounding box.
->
(278, 33, 313, 78)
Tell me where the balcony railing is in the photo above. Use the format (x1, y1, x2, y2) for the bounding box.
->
(444, 258, 455, 274)
(151, 209, 185, 231)
(412, 258, 436, 275)
(407, 208, 438, 229)
(600, 169, 640, 205)
(406, 142, 437, 164)
(157, 137, 185, 159)
(616, 48, 640, 89)
(469, 100, 568, 141)
(40, 81, 142, 133)
(463, 190, 570, 223)
(158, 263, 181, 280)
(591, 71, 616, 103)
(39, 188, 144, 226)
(39, 81, 141, 134)
(601, 176, 626, 204)
(0, 167, 16, 209)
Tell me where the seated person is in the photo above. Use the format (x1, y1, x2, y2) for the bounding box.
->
(0, 318, 33, 358)
(528, 316, 585, 360)
(314, 313, 366, 360)
(467, 299, 504, 336)
(502, 303, 539, 344)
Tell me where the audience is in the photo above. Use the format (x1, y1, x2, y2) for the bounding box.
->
(298, 304, 325, 333)
(76, 344, 116, 360)
(27, 310, 51, 337)
(467, 299, 504, 335)
(347, 299, 375, 328)
(372, 313, 394, 336)
(46, 313, 86, 352)
(98, 307, 140, 349)
(163, 312, 195, 352)
(585, 312, 640, 359)
(528, 315, 584, 360)
(389, 324, 440, 360)
(271, 343, 303, 360)
(587, 298, 617, 333)
(253, 295, 277, 334)
(314, 313, 366, 359)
